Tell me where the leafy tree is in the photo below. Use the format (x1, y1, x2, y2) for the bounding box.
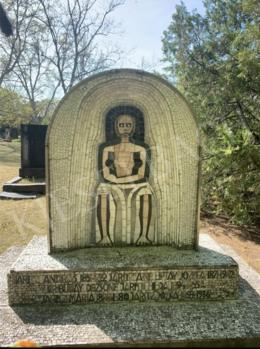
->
(162, 0, 260, 225)
(36, 98, 60, 125)
(0, 87, 32, 128)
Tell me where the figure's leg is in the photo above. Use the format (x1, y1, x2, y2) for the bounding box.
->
(97, 192, 112, 245)
(136, 194, 152, 245)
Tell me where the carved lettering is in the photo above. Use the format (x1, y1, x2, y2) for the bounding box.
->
(80, 273, 91, 282)
(15, 275, 31, 285)
(109, 272, 129, 282)
(167, 272, 177, 280)
(42, 274, 77, 284)
(181, 272, 189, 280)
(10, 267, 238, 305)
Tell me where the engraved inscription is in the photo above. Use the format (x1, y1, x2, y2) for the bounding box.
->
(9, 268, 238, 305)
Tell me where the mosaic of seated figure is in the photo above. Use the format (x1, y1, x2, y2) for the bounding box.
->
(96, 111, 154, 246)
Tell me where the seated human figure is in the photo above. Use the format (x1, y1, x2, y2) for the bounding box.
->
(96, 112, 153, 246)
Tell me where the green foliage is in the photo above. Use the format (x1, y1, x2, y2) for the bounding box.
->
(32, 98, 59, 125)
(0, 88, 33, 127)
(202, 126, 260, 225)
(162, 0, 260, 225)
(0, 88, 57, 128)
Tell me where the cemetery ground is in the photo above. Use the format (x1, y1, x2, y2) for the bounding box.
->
(0, 140, 47, 254)
(0, 139, 259, 273)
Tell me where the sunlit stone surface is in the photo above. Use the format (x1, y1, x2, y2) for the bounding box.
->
(46, 69, 200, 252)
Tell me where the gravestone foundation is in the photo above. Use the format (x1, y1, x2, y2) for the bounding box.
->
(6, 71, 244, 347)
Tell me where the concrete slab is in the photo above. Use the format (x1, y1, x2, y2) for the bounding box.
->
(3, 183, 45, 194)
(8, 236, 239, 305)
(0, 191, 38, 199)
(2, 176, 45, 195)
(0, 234, 259, 347)
(10, 236, 238, 271)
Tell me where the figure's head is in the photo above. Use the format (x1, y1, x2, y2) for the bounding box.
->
(115, 115, 135, 137)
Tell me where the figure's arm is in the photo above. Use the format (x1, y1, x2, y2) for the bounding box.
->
(110, 174, 140, 184)
(137, 147, 146, 179)
(102, 148, 117, 182)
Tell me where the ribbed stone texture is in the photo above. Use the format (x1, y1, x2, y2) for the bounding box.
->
(46, 69, 200, 252)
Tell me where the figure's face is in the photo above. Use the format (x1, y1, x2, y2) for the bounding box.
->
(116, 115, 135, 136)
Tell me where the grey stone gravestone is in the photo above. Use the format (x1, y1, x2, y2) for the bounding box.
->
(19, 124, 47, 178)
(0, 124, 47, 199)
(8, 70, 239, 307)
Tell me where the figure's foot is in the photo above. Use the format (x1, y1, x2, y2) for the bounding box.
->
(136, 235, 152, 245)
(97, 236, 113, 246)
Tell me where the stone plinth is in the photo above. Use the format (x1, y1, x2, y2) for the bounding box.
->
(8, 236, 238, 305)
(2, 235, 259, 347)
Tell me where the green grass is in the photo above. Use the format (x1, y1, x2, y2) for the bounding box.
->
(19, 177, 45, 183)
(0, 141, 21, 166)
(0, 141, 47, 254)
(0, 140, 48, 254)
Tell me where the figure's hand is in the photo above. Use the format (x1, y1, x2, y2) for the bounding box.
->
(104, 173, 144, 184)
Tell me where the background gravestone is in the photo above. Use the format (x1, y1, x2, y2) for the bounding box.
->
(19, 124, 47, 178)
(47, 69, 200, 252)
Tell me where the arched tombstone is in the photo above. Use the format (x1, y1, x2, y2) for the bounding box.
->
(8, 69, 239, 308)
(46, 69, 200, 253)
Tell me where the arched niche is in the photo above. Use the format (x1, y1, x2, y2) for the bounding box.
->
(46, 69, 200, 252)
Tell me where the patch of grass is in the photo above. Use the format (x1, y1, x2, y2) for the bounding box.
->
(19, 177, 45, 184)
(0, 141, 21, 167)
(0, 143, 47, 254)
(0, 165, 47, 254)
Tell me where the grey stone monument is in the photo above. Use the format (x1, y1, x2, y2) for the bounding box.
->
(7, 70, 240, 306)
(0, 124, 46, 199)
(19, 124, 47, 178)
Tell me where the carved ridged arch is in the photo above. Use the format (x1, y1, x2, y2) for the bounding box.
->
(46, 69, 200, 253)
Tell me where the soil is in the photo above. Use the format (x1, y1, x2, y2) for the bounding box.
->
(200, 215, 260, 273)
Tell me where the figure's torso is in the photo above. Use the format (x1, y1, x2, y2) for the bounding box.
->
(105, 143, 145, 178)
(114, 143, 135, 177)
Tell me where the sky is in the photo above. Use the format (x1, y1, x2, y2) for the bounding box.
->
(108, 0, 205, 72)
